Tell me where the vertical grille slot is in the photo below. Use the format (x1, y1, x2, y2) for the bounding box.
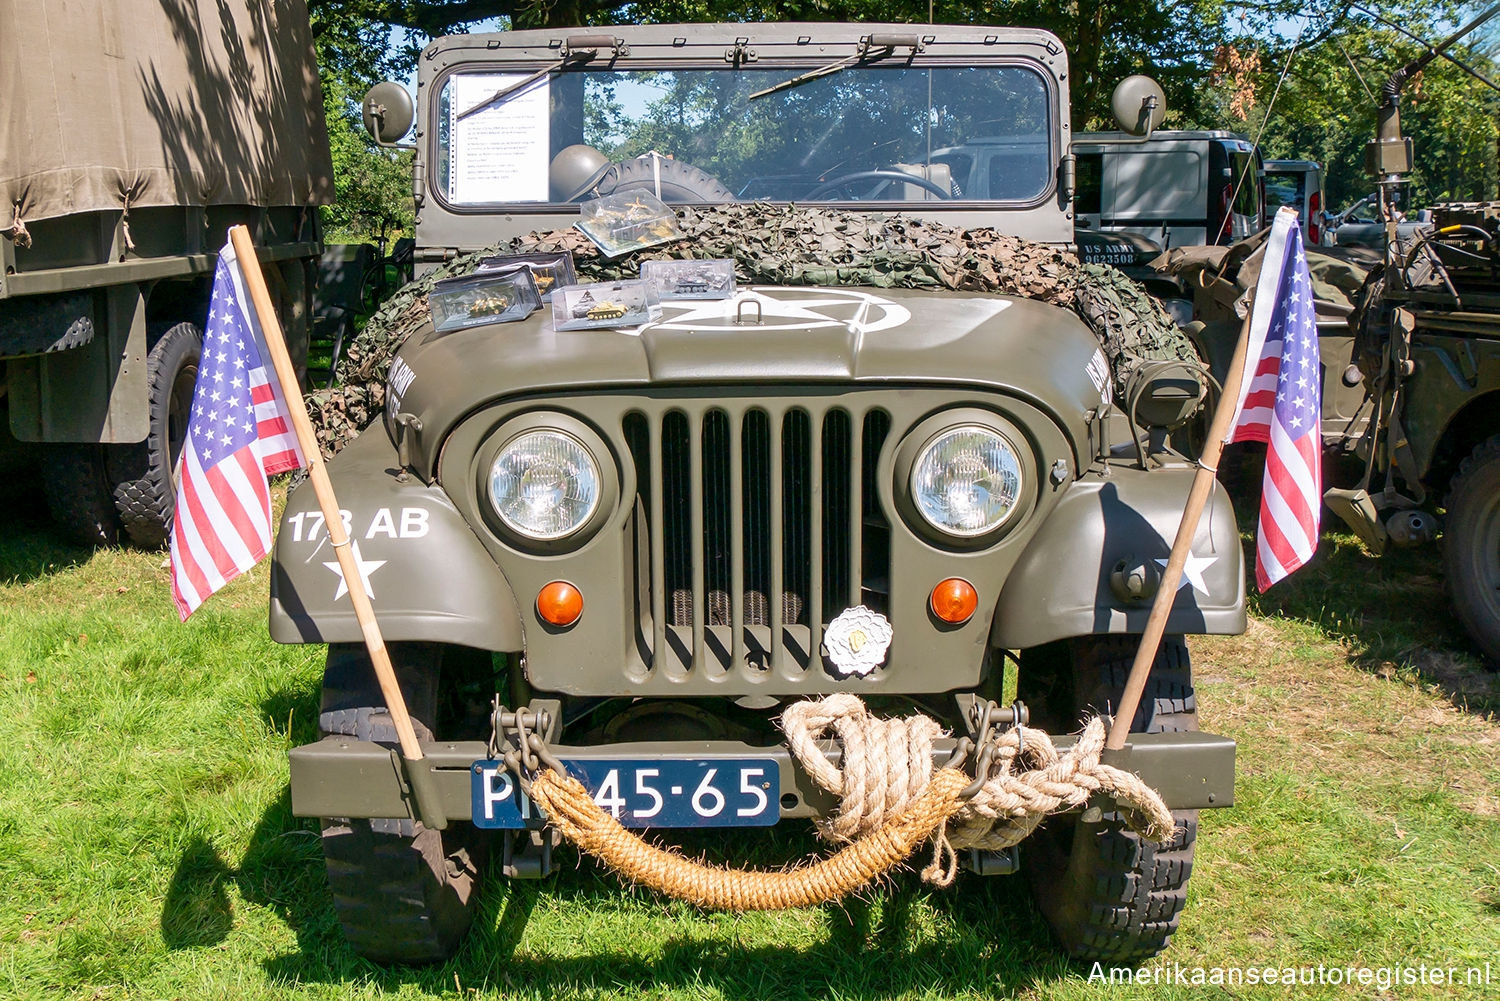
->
(820, 409, 852, 624)
(862, 409, 893, 615)
(662, 411, 692, 638)
(781, 410, 811, 635)
(741, 410, 772, 632)
(701, 410, 733, 629)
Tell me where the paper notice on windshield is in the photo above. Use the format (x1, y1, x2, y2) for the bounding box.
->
(448, 74, 550, 203)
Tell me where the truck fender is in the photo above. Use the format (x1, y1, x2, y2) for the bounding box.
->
(270, 427, 524, 649)
(992, 465, 1246, 649)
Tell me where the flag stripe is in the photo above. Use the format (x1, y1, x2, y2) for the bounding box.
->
(178, 451, 243, 581)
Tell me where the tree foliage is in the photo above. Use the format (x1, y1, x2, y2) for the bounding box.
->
(308, 3, 416, 244)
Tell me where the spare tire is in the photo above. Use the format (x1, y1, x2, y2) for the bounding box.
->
(594, 156, 735, 203)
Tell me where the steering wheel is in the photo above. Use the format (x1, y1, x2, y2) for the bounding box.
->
(803, 169, 953, 201)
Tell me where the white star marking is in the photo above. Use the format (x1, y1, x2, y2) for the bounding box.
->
(1155, 554, 1218, 596)
(323, 541, 387, 601)
(643, 287, 916, 335)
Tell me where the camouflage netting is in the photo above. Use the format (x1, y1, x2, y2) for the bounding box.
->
(308, 203, 1196, 455)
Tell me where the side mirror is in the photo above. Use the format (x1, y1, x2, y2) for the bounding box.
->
(361, 81, 416, 146)
(1110, 76, 1167, 137)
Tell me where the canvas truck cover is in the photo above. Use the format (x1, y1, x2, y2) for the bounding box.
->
(1, 0, 333, 228)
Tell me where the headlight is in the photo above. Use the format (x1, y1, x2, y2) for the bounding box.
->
(910, 425, 1024, 537)
(488, 430, 600, 540)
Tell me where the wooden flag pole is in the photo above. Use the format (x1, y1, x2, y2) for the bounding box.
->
(228, 226, 447, 829)
(1105, 294, 1257, 751)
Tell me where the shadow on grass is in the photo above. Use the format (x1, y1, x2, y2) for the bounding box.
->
(1218, 444, 1500, 714)
(249, 848, 1069, 1001)
(0, 485, 94, 584)
(159, 728, 1077, 998)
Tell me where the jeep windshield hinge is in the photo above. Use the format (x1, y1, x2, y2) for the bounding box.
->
(725, 38, 758, 64)
(749, 33, 924, 101)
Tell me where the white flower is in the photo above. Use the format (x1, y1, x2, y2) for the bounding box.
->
(823, 605, 893, 677)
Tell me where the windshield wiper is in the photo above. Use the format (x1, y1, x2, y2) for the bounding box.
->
(457, 34, 622, 121)
(749, 33, 924, 101)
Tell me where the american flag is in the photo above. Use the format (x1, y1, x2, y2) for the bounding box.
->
(170, 245, 305, 619)
(1226, 207, 1322, 590)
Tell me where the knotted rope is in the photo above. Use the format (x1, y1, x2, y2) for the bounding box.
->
(7, 200, 30, 249)
(526, 695, 1175, 910)
(782, 694, 1175, 886)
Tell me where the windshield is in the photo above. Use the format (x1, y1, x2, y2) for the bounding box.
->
(1264, 172, 1305, 211)
(434, 64, 1054, 207)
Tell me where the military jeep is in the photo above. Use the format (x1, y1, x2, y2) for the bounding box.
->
(273, 23, 1243, 964)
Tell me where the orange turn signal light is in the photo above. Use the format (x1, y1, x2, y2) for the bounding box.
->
(537, 581, 584, 627)
(930, 578, 978, 624)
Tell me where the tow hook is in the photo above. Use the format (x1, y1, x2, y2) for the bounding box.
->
(948, 696, 1030, 876)
(490, 700, 564, 878)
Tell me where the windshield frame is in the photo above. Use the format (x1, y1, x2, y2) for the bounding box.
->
(423, 55, 1062, 218)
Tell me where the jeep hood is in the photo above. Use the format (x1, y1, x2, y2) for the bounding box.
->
(388, 286, 1110, 481)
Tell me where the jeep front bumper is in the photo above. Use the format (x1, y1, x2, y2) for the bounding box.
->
(288, 731, 1235, 823)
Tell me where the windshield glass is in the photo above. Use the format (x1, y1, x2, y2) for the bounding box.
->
(434, 64, 1054, 207)
(1264, 172, 1305, 211)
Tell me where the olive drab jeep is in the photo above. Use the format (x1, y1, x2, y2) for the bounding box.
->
(1342, 201, 1500, 663)
(272, 23, 1243, 965)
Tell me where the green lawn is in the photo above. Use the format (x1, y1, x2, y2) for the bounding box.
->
(1, 476, 1498, 1000)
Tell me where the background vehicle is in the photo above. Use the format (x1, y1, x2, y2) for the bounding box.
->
(1343, 201, 1500, 663)
(0, 0, 331, 546)
(1072, 130, 1266, 265)
(1329, 191, 1432, 248)
(1264, 159, 1325, 245)
(279, 22, 1242, 966)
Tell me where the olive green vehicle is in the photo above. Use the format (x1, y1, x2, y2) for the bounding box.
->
(0, 0, 330, 547)
(274, 23, 1243, 964)
(1338, 201, 1500, 663)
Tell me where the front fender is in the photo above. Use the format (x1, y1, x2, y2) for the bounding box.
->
(269, 429, 525, 649)
(992, 462, 1246, 648)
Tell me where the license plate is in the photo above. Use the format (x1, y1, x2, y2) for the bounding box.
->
(471, 758, 780, 829)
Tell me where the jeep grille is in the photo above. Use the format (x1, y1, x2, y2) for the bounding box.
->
(623, 403, 893, 680)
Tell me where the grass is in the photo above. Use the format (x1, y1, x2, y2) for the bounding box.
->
(1, 458, 1498, 1000)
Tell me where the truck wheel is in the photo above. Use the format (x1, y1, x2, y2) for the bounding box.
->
(317, 643, 491, 964)
(1445, 435, 1500, 663)
(42, 444, 121, 546)
(110, 323, 201, 548)
(1018, 635, 1198, 963)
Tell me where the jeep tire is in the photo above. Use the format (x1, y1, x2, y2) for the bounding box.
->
(1445, 434, 1500, 663)
(1019, 635, 1198, 963)
(110, 322, 202, 547)
(318, 643, 491, 964)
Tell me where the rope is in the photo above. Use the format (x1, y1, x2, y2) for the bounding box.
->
(7, 200, 30, 249)
(529, 767, 969, 910)
(525, 695, 1176, 908)
(782, 697, 1175, 886)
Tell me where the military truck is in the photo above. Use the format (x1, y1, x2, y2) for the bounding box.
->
(275, 23, 1243, 964)
(0, 0, 331, 546)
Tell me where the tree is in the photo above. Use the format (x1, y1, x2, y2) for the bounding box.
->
(308, 3, 417, 244)
(1196, 10, 1499, 208)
